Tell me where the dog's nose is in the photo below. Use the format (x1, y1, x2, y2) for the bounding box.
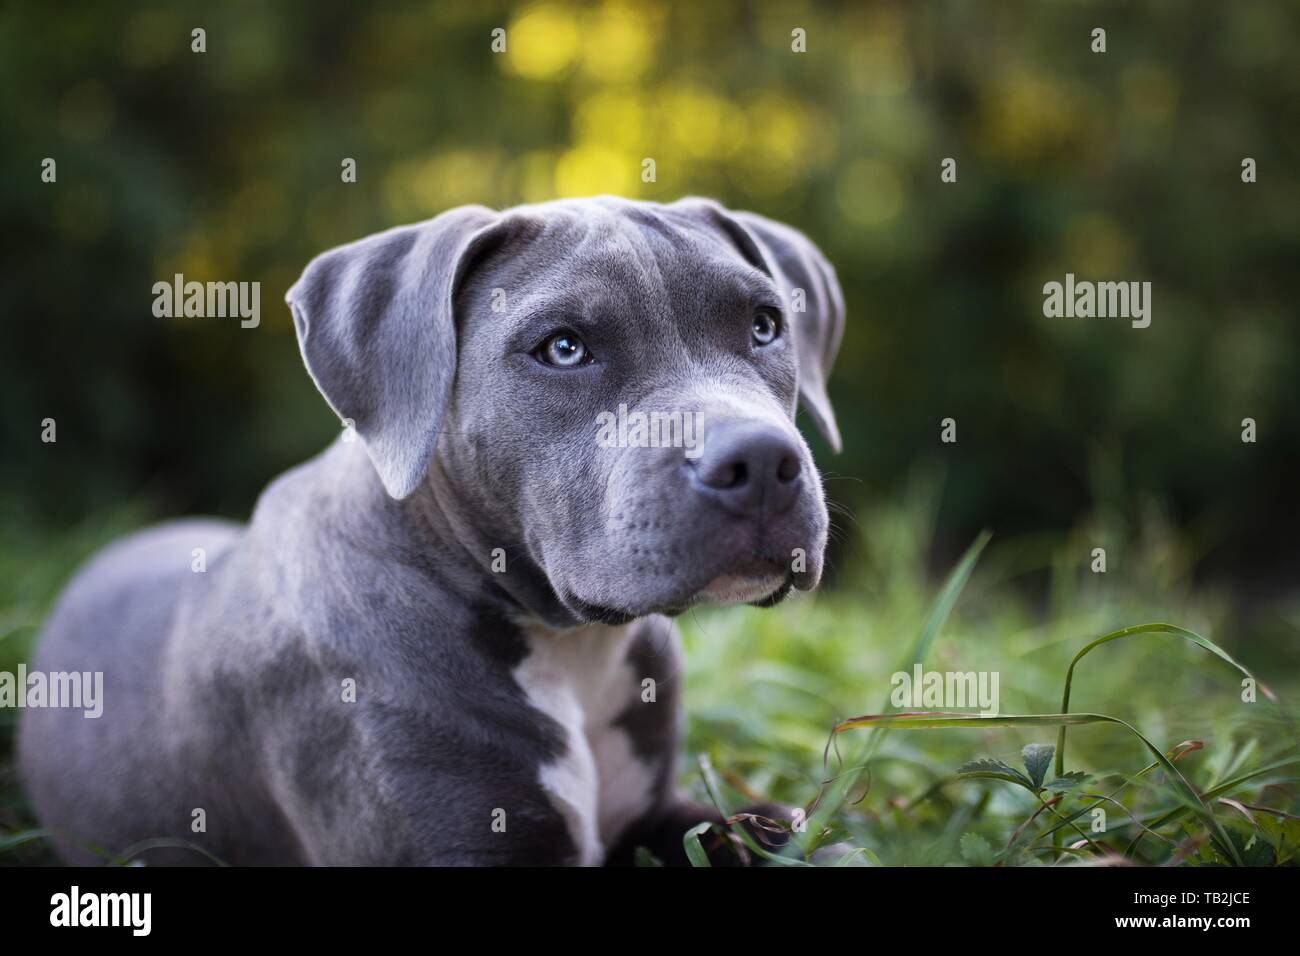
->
(689, 420, 803, 515)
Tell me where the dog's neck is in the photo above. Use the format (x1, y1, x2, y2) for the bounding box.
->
(254, 438, 601, 647)
(397, 449, 594, 631)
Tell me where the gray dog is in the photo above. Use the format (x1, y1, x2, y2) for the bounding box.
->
(20, 196, 844, 865)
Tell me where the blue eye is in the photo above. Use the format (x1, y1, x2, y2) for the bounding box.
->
(537, 331, 592, 368)
(752, 309, 781, 346)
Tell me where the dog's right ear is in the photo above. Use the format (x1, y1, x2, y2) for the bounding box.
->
(286, 206, 502, 500)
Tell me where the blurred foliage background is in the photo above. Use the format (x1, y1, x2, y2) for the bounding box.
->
(3, 0, 1298, 588)
(1, 0, 1299, 866)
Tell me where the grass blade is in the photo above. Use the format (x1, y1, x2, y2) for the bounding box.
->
(1053, 623, 1274, 779)
(682, 822, 714, 867)
(0, 828, 50, 853)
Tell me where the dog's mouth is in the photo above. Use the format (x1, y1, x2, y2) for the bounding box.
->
(563, 557, 795, 624)
(565, 595, 640, 627)
(688, 558, 792, 608)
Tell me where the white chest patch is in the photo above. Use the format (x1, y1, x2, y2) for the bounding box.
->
(513, 622, 658, 866)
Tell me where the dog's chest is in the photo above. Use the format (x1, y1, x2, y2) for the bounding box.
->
(513, 622, 658, 865)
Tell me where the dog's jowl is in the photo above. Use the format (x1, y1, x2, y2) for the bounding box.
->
(19, 196, 845, 865)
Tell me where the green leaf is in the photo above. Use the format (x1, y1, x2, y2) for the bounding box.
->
(1022, 744, 1054, 789)
(957, 758, 1034, 790)
(901, 530, 993, 682)
(1256, 815, 1300, 865)
(1220, 828, 1276, 867)
(960, 832, 995, 866)
(957, 757, 1018, 775)
(1044, 772, 1089, 792)
(683, 822, 714, 868)
(832, 846, 882, 867)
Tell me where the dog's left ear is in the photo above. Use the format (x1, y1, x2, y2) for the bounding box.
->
(730, 210, 845, 453)
(286, 205, 502, 499)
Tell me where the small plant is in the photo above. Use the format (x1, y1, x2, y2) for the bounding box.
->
(955, 744, 1089, 866)
(959, 743, 1089, 796)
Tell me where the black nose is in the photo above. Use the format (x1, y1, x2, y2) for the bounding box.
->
(689, 420, 803, 515)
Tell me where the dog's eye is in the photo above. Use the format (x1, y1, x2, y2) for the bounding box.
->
(536, 331, 592, 368)
(752, 309, 781, 346)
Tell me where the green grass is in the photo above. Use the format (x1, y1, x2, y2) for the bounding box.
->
(677, 484, 1300, 866)
(2, 484, 1298, 867)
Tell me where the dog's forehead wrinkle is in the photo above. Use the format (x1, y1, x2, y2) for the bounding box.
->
(486, 203, 778, 352)
(530, 222, 670, 323)
(587, 217, 680, 320)
(503, 197, 767, 290)
(553, 202, 749, 305)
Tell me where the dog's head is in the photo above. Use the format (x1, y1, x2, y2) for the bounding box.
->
(287, 197, 844, 623)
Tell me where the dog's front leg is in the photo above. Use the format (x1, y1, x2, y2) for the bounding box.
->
(260, 700, 586, 866)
